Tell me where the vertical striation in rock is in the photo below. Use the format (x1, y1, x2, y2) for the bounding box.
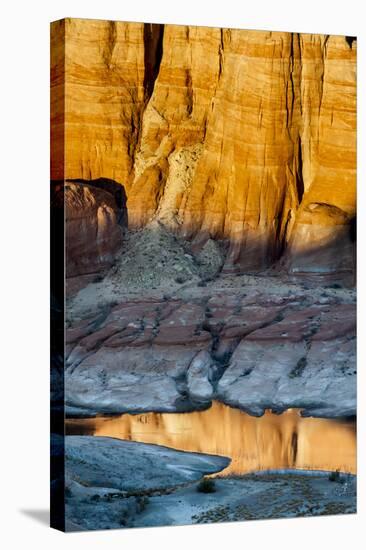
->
(57, 181, 124, 295)
(51, 19, 356, 278)
(285, 35, 356, 278)
(62, 19, 146, 185)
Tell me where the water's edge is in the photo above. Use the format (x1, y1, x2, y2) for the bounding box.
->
(65, 401, 356, 476)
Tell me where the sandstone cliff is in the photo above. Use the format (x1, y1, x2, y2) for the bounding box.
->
(51, 19, 356, 278)
(52, 20, 357, 423)
(64, 183, 123, 277)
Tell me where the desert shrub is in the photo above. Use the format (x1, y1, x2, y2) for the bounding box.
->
(197, 477, 216, 493)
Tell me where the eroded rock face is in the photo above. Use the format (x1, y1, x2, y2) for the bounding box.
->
(51, 19, 356, 276)
(51, 19, 356, 424)
(65, 281, 356, 418)
(218, 304, 356, 417)
(66, 436, 229, 491)
(65, 435, 229, 530)
(63, 182, 123, 293)
(284, 203, 355, 280)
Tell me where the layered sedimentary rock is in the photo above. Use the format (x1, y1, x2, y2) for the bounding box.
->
(51, 19, 356, 276)
(65, 284, 356, 418)
(60, 182, 123, 293)
(217, 302, 356, 417)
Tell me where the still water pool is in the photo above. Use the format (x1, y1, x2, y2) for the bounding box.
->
(66, 401, 356, 476)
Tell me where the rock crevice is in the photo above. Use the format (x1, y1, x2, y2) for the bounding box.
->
(143, 23, 165, 104)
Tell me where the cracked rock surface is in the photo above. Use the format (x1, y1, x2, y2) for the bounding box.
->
(66, 264, 356, 418)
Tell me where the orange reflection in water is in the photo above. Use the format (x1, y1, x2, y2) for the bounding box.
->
(66, 402, 356, 476)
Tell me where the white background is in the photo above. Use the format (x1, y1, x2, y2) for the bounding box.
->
(1, 0, 365, 547)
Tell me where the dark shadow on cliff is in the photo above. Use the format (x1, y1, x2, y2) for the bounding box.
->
(187, 222, 356, 288)
(122, 222, 356, 288)
(277, 222, 356, 287)
(54, 184, 356, 293)
(67, 178, 128, 227)
(143, 23, 164, 103)
(52, 179, 127, 298)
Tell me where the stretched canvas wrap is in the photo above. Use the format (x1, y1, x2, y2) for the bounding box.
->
(50, 18, 357, 532)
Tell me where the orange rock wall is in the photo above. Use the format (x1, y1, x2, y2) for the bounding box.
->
(51, 19, 356, 273)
